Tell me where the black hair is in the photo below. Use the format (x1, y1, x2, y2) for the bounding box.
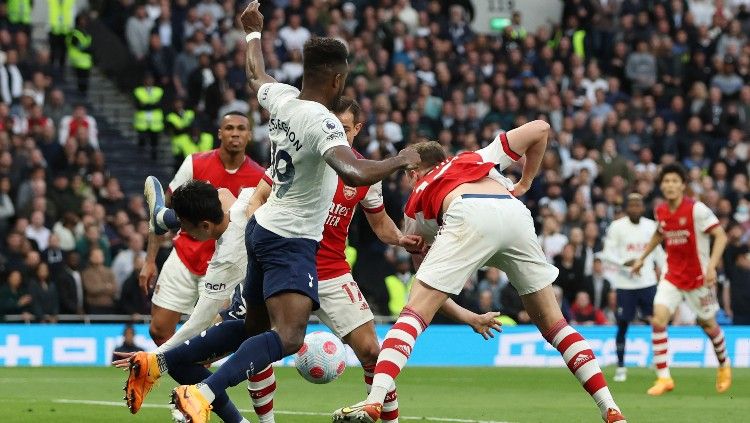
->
(171, 179, 224, 226)
(303, 37, 348, 81)
(658, 162, 688, 184)
(332, 96, 362, 123)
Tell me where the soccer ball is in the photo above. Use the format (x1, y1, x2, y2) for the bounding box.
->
(294, 331, 347, 384)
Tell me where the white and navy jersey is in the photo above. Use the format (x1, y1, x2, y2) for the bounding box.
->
(600, 216, 664, 290)
(253, 83, 349, 241)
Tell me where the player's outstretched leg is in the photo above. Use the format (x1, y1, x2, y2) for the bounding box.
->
(247, 365, 276, 423)
(144, 176, 181, 234)
(614, 319, 628, 382)
(333, 306, 429, 422)
(363, 364, 399, 423)
(699, 320, 732, 393)
(523, 285, 626, 423)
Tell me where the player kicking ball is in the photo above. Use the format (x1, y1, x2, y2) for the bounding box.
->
(117, 98, 502, 423)
(333, 121, 627, 423)
(631, 163, 731, 396)
(599, 193, 664, 382)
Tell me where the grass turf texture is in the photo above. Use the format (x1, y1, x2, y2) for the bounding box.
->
(0, 366, 747, 422)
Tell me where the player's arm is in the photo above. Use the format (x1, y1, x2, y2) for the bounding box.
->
(365, 209, 424, 251)
(705, 225, 728, 286)
(631, 230, 664, 275)
(323, 146, 419, 187)
(241, 1, 276, 93)
(245, 178, 271, 218)
(438, 299, 502, 340)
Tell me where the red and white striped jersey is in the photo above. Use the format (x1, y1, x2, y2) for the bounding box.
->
(403, 132, 519, 244)
(655, 197, 720, 290)
(168, 149, 270, 276)
(317, 150, 384, 281)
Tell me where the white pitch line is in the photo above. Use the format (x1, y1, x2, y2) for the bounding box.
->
(53, 399, 516, 423)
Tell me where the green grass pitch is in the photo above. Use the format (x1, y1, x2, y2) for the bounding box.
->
(0, 366, 747, 422)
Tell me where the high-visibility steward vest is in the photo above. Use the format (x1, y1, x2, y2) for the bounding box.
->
(133, 86, 164, 132)
(385, 275, 412, 317)
(49, 0, 75, 35)
(67, 29, 92, 70)
(176, 132, 213, 157)
(8, 0, 31, 24)
(572, 29, 586, 59)
(166, 110, 195, 155)
(345, 243, 357, 269)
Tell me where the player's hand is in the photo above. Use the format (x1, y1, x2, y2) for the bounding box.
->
(704, 266, 717, 286)
(399, 234, 424, 254)
(513, 179, 532, 197)
(139, 261, 157, 296)
(112, 351, 138, 369)
(630, 258, 644, 276)
(398, 148, 420, 169)
(470, 311, 503, 340)
(240, 1, 264, 34)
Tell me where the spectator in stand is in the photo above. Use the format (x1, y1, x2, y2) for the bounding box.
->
(584, 257, 612, 311)
(111, 233, 145, 298)
(76, 223, 111, 267)
(0, 269, 33, 321)
(58, 104, 98, 149)
(25, 210, 50, 251)
(0, 176, 15, 234)
(81, 248, 117, 314)
(278, 13, 310, 53)
(120, 255, 150, 317)
(125, 4, 153, 62)
(724, 222, 750, 325)
(112, 324, 145, 362)
(570, 291, 609, 325)
(555, 243, 586, 304)
(56, 251, 83, 315)
(477, 267, 505, 311)
(28, 262, 59, 323)
(500, 282, 531, 324)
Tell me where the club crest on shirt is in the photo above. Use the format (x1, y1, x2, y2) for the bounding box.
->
(678, 217, 687, 226)
(343, 185, 357, 200)
(322, 118, 338, 133)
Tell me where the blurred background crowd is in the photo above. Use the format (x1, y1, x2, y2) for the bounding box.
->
(0, 0, 749, 327)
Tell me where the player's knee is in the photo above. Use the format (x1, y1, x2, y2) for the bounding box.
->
(696, 318, 716, 330)
(149, 322, 174, 346)
(275, 326, 306, 355)
(355, 343, 381, 366)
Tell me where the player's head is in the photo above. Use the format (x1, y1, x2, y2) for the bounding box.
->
(218, 111, 250, 155)
(405, 141, 447, 187)
(171, 179, 224, 241)
(658, 163, 687, 201)
(302, 37, 349, 106)
(332, 96, 362, 146)
(625, 192, 644, 223)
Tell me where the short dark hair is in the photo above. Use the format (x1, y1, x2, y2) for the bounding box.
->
(411, 141, 447, 169)
(658, 163, 687, 184)
(332, 96, 362, 123)
(171, 180, 224, 226)
(303, 37, 348, 80)
(222, 111, 249, 121)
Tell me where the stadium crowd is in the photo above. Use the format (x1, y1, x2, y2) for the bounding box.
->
(1, 0, 750, 326)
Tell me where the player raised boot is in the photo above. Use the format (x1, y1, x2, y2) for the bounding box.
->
(332, 401, 382, 422)
(124, 351, 161, 413)
(170, 385, 212, 423)
(716, 360, 732, 393)
(646, 377, 674, 396)
(613, 367, 627, 382)
(604, 408, 627, 423)
(144, 176, 168, 235)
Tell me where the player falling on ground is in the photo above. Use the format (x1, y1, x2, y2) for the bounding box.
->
(119, 97, 501, 423)
(599, 193, 664, 382)
(145, 2, 418, 422)
(141, 111, 267, 347)
(631, 163, 731, 396)
(333, 120, 627, 423)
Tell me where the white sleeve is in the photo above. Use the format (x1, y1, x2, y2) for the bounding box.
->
(693, 201, 720, 233)
(257, 82, 300, 112)
(168, 155, 193, 192)
(402, 214, 418, 236)
(315, 113, 349, 156)
(476, 132, 520, 170)
(360, 181, 384, 213)
(154, 295, 226, 353)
